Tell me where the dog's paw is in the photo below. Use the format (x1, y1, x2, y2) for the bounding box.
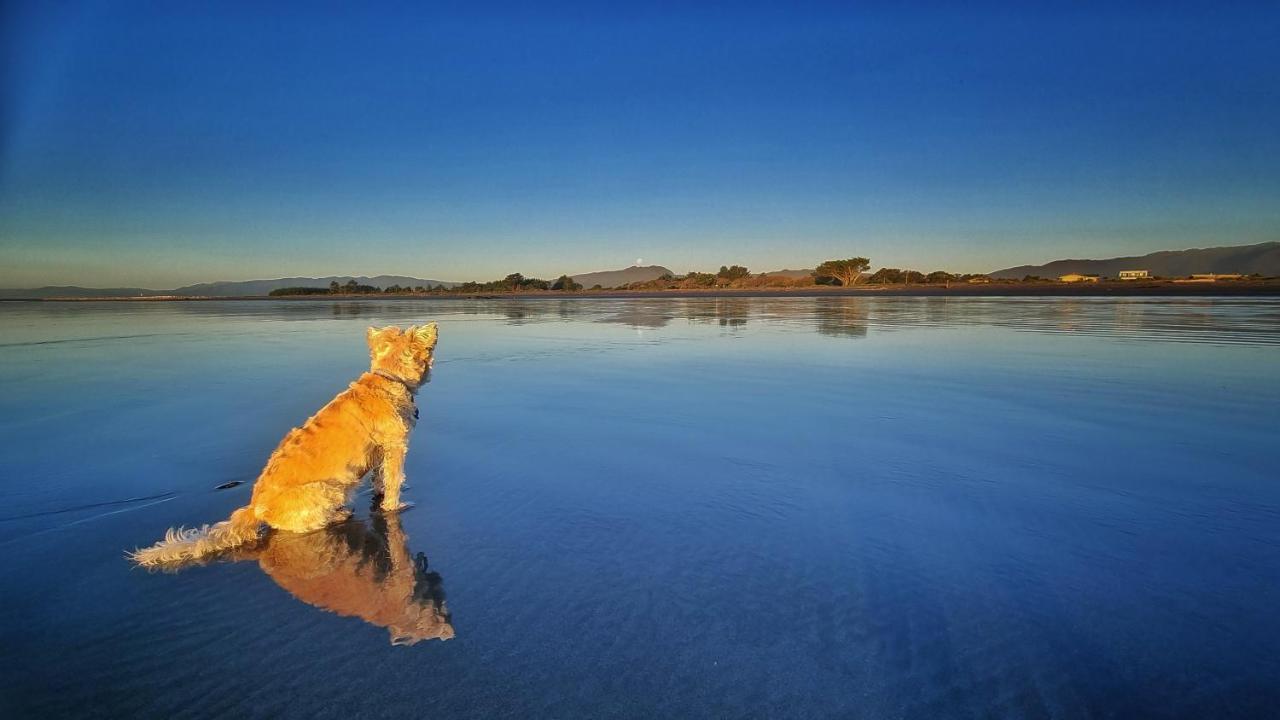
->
(379, 501, 416, 514)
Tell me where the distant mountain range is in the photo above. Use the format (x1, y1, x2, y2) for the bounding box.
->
(0, 285, 166, 299)
(0, 267, 675, 298)
(169, 275, 457, 296)
(569, 265, 673, 288)
(0, 275, 457, 299)
(989, 242, 1280, 279)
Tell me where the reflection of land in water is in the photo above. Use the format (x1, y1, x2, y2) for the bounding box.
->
(684, 299, 750, 328)
(813, 300, 869, 339)
(164, 511, 453, 646)
(32, 296, 1275, 347)
(596, 304, 674, 328)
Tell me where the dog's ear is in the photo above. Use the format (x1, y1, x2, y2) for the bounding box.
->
(366, 326, 400, 352)
(412, 323, 438, 347)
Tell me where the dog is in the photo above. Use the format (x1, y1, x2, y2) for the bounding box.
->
(131, 324, 438, 568)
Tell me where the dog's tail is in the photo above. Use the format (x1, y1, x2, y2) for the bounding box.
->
(129, 506, 261, 568)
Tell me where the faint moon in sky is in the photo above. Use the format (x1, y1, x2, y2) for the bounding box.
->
(636, 257, 643, 265)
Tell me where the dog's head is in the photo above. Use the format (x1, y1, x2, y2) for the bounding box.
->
(367, 323, 439, 386)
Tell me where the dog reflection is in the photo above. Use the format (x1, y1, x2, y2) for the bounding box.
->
(236, 512, 453, 645)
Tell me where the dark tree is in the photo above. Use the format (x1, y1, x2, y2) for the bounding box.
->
(552, 274, 583, 291)
(684, 272, 717, 287)
(269, 287, 331, 296)
(868, 268, 904, 284)
(815, 257, 870, 286)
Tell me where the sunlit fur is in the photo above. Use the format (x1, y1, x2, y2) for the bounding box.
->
(130, 324, 439, 568)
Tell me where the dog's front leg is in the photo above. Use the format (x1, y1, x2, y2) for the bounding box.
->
(369, 447, 385, 497)
(378, 443, 410, 512)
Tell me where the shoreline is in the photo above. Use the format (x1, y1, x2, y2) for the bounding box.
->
(4, 281, 1280, 302)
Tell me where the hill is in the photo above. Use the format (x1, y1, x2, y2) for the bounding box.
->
(169, 275, 457, 296)
(0, 286, 166, 299)
(990, 242, 1280, 279)
(569, 265, 673, 288)
(0, 275, 457, 299)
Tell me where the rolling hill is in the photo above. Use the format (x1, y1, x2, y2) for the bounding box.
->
(0, 286, 167, 299)
(169, 275, 456, 296)
(569, 265, 674, 288)
(0, 275, 456, 299)
(989, 242, 1280, 280)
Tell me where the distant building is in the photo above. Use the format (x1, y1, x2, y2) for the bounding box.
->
(1058, 273, 1100, 283)
(1118, 270, 1150, 280)
(967, 276, 992, 284)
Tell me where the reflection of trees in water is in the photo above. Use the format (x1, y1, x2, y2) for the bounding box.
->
(597, 308, 673, 328)
(683, 299, 749, 328)
(331, 302, 372, 317)
(164, 298, 464, 326)
(920, 297, 959, 326)
(813, 299, 869, 339)
(500, 302, 530, 324)
(481, 300, 580, 325)
(554, 299, 578, 322)
(146, 294, 1279, 347)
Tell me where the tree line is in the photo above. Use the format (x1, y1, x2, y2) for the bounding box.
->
(607, 258, 991, 290)
(266, 258, 1001, 296)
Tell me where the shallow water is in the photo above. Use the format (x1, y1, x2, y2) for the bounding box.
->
(1, 296, 1277, 719)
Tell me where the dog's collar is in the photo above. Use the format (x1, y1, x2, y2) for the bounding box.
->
(373, 370, 416, 392)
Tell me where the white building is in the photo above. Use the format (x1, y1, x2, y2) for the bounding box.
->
(1118, 270, 1150, 280)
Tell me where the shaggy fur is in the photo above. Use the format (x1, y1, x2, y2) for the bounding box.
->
(131, 324, 438, 568)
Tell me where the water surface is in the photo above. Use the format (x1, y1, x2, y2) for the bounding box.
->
(1, 297, 1277, 718)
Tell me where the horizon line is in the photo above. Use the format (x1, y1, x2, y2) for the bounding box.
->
(4, 239, 1278, 290)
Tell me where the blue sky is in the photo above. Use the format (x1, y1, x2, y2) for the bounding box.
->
(2, 1, 1278, 287)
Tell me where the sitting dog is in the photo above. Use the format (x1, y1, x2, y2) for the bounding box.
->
(131, 324, 438, 567)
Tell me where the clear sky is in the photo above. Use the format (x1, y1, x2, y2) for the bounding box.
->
(2, 1, 1278, 288)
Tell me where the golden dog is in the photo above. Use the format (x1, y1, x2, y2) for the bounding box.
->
(131, 324, 438, 567)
